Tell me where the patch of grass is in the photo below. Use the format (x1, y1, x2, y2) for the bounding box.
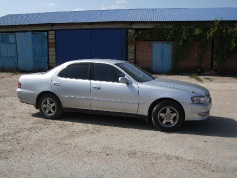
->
(204, 77, 214, 81)
(11, 72, 21, 76)
(232, 76, 237, 79)
(189, 74, 203, 82)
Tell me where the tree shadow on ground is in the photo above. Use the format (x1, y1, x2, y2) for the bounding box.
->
(32, 112, 237, 137)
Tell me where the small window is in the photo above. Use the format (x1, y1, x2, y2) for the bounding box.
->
(58, 63, 90, 80)
(93, 63, 125, 82)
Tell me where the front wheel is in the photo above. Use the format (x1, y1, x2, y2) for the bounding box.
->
(152, 100, 184, 131)
(39, 94, 63, 119)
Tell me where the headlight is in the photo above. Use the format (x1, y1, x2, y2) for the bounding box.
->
(191, 96, 211, 104)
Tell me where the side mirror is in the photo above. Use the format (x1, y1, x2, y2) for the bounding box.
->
(119, 77, 131, 84)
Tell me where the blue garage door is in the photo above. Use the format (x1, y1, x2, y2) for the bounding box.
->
(0, 33, 18, 70)
(56, 29, 127, 65)
(32, 32, 48, 71)
(16, 32, 48, 72)
(152, 42, 173, 73)
(0, 32, 48, 72)
(16, 32, 33, 71)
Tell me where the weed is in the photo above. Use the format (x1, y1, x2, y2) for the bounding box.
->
(204, 77, 214, 81)
(189, 74, 203, 82)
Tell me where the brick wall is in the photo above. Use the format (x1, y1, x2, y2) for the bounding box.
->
(127, 29, 136, 64)
(136, 41, 152, 70)
(136, 41, 214, 73)
(223, 53, 237, 74)
(48, 31, 56, 68)
(177, 42, 212, 73)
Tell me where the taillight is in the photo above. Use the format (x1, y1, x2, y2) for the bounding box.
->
(18, 82, 21, 88)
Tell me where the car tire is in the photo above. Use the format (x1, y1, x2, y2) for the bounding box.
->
(39, 94, 63, 119)
(152, 100, 184, 131)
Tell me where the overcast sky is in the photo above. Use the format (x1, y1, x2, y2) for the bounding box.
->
(0, 0, 237, 17)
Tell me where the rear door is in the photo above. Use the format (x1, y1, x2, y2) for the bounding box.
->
(51, 63, 91, 109)
(90, 63, 139, 114)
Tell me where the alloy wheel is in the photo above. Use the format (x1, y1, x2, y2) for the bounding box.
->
(157, 106, 179, 127)
(41, 98, 56, 116)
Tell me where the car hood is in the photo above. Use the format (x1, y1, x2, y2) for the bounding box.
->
(145, 78, 209, 95)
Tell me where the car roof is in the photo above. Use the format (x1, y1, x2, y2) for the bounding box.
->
(64, 59, 126, 65)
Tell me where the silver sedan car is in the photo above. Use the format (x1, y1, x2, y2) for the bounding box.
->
(17, 59, 212, 131)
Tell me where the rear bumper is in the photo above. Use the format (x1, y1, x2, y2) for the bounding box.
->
(16, 89, 37, 105)
(183, 103, 212, 121)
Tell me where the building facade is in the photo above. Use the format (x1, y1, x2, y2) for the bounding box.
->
(0, 8, 236, 74)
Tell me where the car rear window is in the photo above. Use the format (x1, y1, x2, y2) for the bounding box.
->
(58, 63, 90, 80)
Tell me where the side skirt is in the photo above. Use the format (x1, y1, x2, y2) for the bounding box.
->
(63, 108, 148, 122)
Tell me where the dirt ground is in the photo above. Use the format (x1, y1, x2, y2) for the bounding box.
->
(0, 72, 237, 178)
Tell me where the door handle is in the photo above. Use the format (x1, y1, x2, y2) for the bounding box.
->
(93, 85, 101, 90)
(53, 81, 60, 86)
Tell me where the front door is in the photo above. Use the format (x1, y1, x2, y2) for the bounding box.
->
(90, 63, 139, 114)
(152, 42, 172, 73)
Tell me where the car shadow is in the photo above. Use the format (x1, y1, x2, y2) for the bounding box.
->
(32, 112, 237, 137)
(178, 116, 237, 138)
(32, 112, 156, 131)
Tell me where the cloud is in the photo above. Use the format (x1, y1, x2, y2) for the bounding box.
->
(115, 0, 127, 4)
(73, 9, 84, 11)
(40, 3, 55, 7)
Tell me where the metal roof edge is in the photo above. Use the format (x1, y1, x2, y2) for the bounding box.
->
(0, 8, 237, 27)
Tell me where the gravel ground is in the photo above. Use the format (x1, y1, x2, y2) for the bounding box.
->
(0, 72, 237, 178)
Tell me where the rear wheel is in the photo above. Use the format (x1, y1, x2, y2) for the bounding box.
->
(152, 100, 184, 131)
(39, 94, 63, 119)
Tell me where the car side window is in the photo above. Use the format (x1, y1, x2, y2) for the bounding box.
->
(93, 63, 125, 83)
(58, 63, 90, 80)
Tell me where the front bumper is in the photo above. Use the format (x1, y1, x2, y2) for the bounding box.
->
(183, 102, 212, 121)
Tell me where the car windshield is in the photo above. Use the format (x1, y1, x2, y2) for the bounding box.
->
(116, 62, 156, 82)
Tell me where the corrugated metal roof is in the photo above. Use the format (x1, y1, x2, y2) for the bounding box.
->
(0, 8, 237, 26)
